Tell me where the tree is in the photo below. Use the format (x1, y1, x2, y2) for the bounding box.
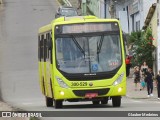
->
(128, 28, 156, 68)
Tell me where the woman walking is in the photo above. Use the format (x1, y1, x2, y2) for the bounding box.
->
(141, 61, 148, 76)
(134, 66, 141, 91)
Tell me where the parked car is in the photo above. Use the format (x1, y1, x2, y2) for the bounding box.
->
(55, 6, 78, 18)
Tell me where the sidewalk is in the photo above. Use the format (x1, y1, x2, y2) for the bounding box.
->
(0, 101, 29, 120)
(126, 69, 158, 100)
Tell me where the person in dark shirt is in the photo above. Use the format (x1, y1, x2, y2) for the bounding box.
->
(125, 55, 131, 77)
(133, 66, 140, 91)
(156, 70, 160, 100)
(141, 61, 148, 76)
(145, 68, 154, 97)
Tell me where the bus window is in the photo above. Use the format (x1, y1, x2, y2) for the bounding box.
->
(46, 33, 50, 60)
(44, 37, 47, 62)
(40, 35, 44, 61)
(38, 36, 40, 61)
(55, 34, 121, 73)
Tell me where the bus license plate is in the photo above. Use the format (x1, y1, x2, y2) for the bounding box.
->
(85, 93, 98, 98)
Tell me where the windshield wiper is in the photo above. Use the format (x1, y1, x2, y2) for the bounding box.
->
(97, 35, 104, 54)
(97, 35, 104, 62)
(71, 35, 85, 57)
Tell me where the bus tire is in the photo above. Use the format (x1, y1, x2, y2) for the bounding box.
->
(45, 96, 53, 107)
(112, 96, 121, 107)
(92, 100, 100, 105)
(54, 100, 63, 109)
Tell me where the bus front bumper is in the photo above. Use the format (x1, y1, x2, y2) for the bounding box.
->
(54, 82, 126, 100)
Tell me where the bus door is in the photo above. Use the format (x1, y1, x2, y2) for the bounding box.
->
(45, 32, 53, 98)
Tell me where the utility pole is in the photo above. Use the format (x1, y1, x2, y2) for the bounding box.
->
(109, 0, 116, 18)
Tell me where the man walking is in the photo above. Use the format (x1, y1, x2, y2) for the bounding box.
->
(145, 68, 154, 97)
(125, 55, 131, 77)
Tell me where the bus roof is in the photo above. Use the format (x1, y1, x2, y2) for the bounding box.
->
(52, 15, 119, 24)
(38, 24, 52, 34)
(38, 16, 120, 34)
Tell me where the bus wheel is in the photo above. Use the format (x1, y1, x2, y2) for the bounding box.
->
(45, 96, 53, 107)
(112, 96, 121, 107)
(54, 100, 63, 109)
(92, 100, 100, 105)
(101, 98, 108, 104)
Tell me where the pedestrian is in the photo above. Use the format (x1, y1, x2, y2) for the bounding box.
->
(133, 66, 141, 91)
(125, 55, 131, 77)
(140, 61, 148, 87)
(156, 70, 160, 100)
(141, 61, 148, 76)
(145, 68, 154, 97)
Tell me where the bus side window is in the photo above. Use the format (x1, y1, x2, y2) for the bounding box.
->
(38, 36, 40, 61)
(49, 32, 52, 64)
(44, 36, 47, 62)
(40, 35, 44, 61)
(46, 33, 49, 60)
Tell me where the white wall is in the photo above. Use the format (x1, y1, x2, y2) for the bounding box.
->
(87, 0, 157, 33)
(157, 3, 160, 73)
(142, 0, 157, 20)
(118, 0, 157, 33)
(100, 0, 105, 18)
(119, 11, 129, 33)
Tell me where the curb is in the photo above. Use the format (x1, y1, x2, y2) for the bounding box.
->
(126, 95, 148, 99)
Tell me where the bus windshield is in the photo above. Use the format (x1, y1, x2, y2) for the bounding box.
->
(56, 34, 122, 74)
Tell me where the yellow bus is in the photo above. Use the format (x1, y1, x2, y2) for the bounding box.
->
(38, 16, 126, 109)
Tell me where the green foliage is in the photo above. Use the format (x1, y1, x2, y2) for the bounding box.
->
(128, 28, 156, 68)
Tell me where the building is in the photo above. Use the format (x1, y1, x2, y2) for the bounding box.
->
(85, 0, 156, 33)
(143, 1, 160, 74)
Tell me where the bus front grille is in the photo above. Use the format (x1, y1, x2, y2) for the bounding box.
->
(72, 88, 110, 97)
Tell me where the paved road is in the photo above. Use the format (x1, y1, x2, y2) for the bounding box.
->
(0, 0, 58, 105)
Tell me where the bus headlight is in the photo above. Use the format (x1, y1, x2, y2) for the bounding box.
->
(113, 73, 124, 86)
(56, 77, 69, 88)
